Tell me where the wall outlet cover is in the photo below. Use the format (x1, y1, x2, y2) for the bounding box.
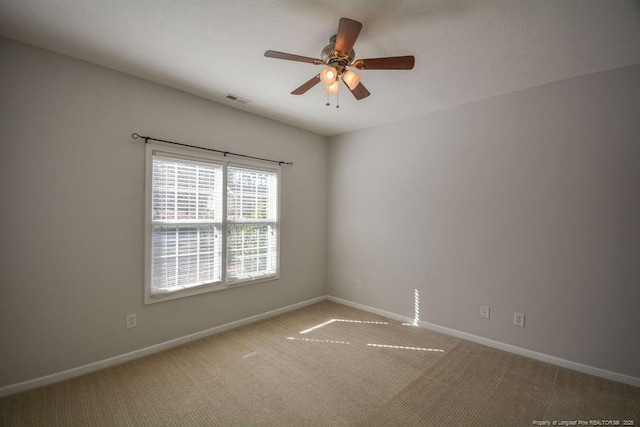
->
(480, 306, 490, 319)
(126, 313, 137, 329)
(514, 312, 525, 327)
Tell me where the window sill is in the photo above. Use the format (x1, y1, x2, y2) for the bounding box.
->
(144, 275, 280, 305)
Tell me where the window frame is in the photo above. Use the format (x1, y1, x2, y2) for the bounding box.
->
(144, 143, 281, 304)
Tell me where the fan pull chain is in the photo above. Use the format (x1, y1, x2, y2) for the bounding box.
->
(325, 82, 339, 108)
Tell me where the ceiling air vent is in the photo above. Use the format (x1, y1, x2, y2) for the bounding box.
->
(223, 93, 251, 104)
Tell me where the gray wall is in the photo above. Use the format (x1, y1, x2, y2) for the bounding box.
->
(2, 35, 639, 388)
(0, 38, 328, 387)
(328, 64, 640, 378)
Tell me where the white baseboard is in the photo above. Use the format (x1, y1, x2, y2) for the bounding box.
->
(3, 294, 637, 397)
(327, 296, 640, 388)
(0, 296, 327, 397)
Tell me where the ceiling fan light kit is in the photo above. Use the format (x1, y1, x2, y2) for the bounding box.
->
(264, 17, 415, 106)
(326, 80, 340, 94)
(320, 66, 338, 85)
(342, 70, 361, 91)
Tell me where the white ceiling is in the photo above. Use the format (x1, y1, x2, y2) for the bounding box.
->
(1, 0, 640, 137)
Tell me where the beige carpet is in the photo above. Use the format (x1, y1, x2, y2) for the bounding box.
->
(1, 301, 638, 426)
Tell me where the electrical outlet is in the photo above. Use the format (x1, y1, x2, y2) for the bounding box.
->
(355, 280, 363, 290)
(480, 306, 490, 319)
(514, 312, 525, 327)
(126, 313, 137, 329)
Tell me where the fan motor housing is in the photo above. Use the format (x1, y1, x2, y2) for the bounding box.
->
(321, 34, 355, 72)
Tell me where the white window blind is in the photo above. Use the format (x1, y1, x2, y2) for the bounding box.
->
(146, 147, 280, 303)
(227, 166, 279, 283)
(151, 155, 223, 295)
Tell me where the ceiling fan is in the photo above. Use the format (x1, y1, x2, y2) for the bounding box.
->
(264, 17, 415, 102)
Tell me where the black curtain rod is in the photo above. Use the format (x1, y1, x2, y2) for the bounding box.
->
(131, 133, 293, 166)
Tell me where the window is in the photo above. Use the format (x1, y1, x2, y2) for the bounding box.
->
(145, 144, 280, 303)
(226, 166, 279, 284)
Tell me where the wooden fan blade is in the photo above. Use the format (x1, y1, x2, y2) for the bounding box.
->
(352, 56, 415, 70)
(291, 75, 321, 95)
(334, 18, 362, 56)
(347, 81, 371, 100)
(265, 50, 323, 65)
